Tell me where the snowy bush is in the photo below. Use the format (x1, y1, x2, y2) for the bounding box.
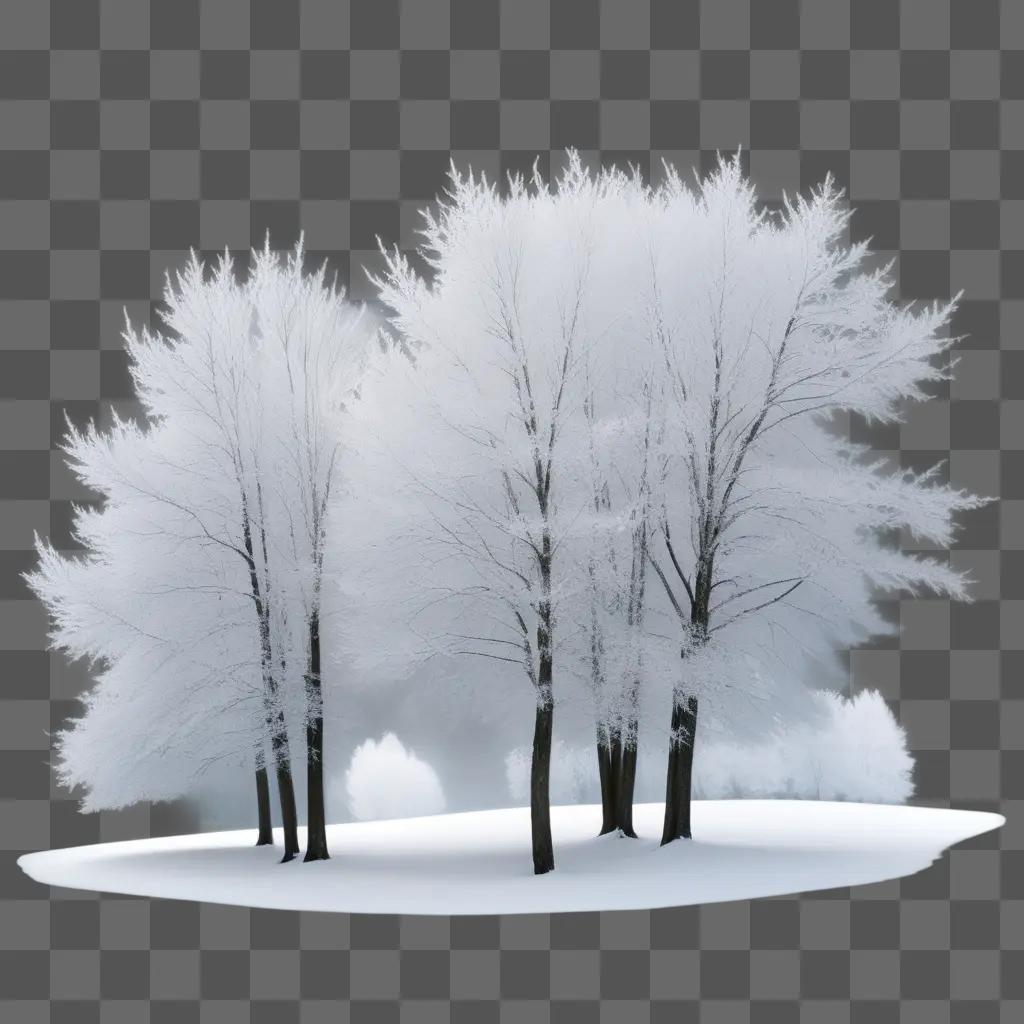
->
(344, 734, 446, 821)
(510, 690, 912, 807)
(693, 690, 914, 803)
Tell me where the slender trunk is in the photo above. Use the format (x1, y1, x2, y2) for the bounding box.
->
(596, 728, 617, 835)
(530, 516, 556, 874)
(242, 507, 299, 861)
(618, 727, 639, 838)
(264, 670, 300, 861)
(597, 714, 640, 838)
(613, 667, 642, 838)
(592, 613, 617, 836)
(608, 726, 622, 822)
(661, 693, 698, 845)
(676, 696, 697, 839)
(662, 552, 710, 845)
(254, 747, 273, 846)
(615, 485, 647, 841)
(272, 725, 300, 861)
(530, 681, 555, 875)
(662, 699, 681, 841)
(303, 608, 329, 862)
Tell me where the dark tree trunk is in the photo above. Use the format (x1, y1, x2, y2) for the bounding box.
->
(662, 698, 682, 841)
(608, 728, 622, 821)
(596, 730, 617, 835)
(254, 754, 273, 847)
(529, 517, 556, 875)
(611, 496, 647, 841)
(676, 697, 697, 840)
(303, 609, 330, 862)
(597, 718, 640, 837)
(661, 553, 710, 846)
(241, 508, 300, 862)
(617, 731, 639, 838)
(661, 693, 698, 845)
(265, 676, 300, 861)
(273, 737, 300, 862)
(530, 682, 555, 875)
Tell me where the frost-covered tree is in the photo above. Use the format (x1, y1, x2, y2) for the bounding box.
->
(30, 245, 370, 863)
(637, 157, 983, 843)
(30, 481, 275, 822)
(346, 158, 637, 874)
(346, 153, 982, 868)
(243, 249, 370, 860)
(29, 399, 302, 853)
(574, 335, 662, 839)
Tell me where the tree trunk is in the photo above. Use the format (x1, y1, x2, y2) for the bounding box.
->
(676, 697, 697, 840)
(254, 750, 273, 847)
(662, 699, 681, 841)
(273, 740, 300, 862)
(241, 509, 300, 862)
(265, 684, 300, 861)
(661, 694, 698, 845)
(303, 609, 330, 862)
(597, 718, 640, 837)
(531, 520, 556, 875)
(530, 682, 555, 875)
(617, 729, 639, 838)
(596, 729, 617, 835)
(609, 727, 622, 819)
(661, 557, 709, 846)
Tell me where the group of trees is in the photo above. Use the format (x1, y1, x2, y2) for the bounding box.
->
(31, 154, 979, 875)
(31, 248, 370, 863)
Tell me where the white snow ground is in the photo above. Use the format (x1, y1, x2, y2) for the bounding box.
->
(19, 801, 1002, 915)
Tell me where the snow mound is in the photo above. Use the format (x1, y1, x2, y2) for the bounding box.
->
(19, 802, 1001, 916)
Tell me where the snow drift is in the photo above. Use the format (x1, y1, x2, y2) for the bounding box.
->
(19, 801, 1002, 916)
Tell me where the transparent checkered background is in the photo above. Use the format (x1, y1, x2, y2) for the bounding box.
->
(1, 1, 1022, 1020)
